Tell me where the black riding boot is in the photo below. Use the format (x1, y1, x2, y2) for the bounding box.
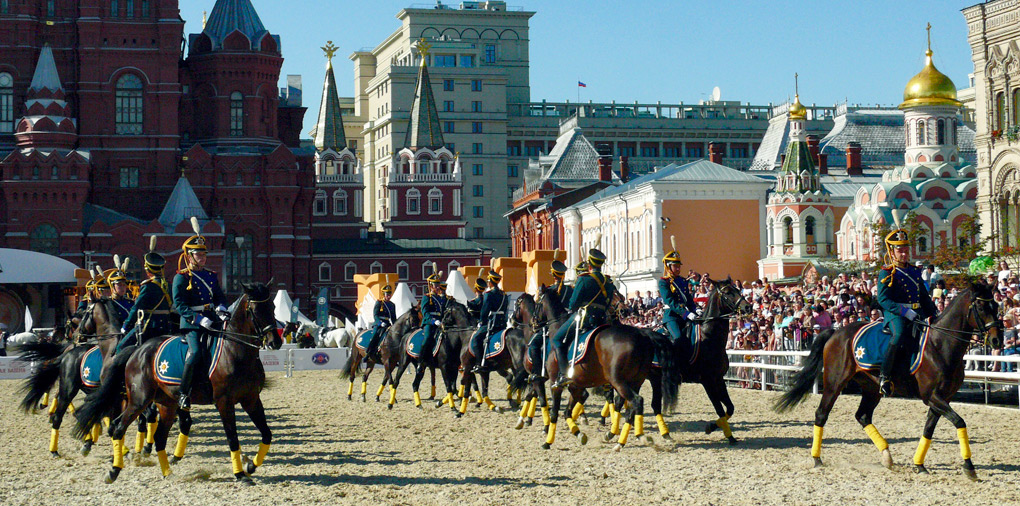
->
(366, 332, 384, 362)
(178, 351, 197, 411)
(552, 341, 573, 389)
(879, 344, 899, 396)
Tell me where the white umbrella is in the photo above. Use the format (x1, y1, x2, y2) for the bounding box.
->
(23, 306, 33, 333)
(446, 270, 472, 304)
(392, 282, 417, 317)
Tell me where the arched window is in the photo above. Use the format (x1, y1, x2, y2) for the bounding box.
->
(1013, 89, 1020, 127)
(115, 74, 143, 134)
(936, 118, 945, 145)
(805, 216, 816, 244)
(30, 224, 59, 255)
(322, 156, 337, 175)
(333, 189, 347, 215)
(952, 119, 958, 146)
(230, 91, 244, 136)
(0, 72, 13, 134)
(996, 92, 1005, 130)
(225, 232, 254, 291)
(397, 261, 409, 280)
(406, 188, 421, 215)
(313, 190, 326, 215)
(318, 262, 331, 282)
(344, 261, 357, 281)
(370, 261, 382, 275)
(918, 235, 928, 254)
(783, 217, 793, 245)
(915, 120, 925, 146)
(428, 188, 442, 215)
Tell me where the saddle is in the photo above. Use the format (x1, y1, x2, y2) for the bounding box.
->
(153, 335, 224, 385)
(355, 328, 376, 354)
(405, 329, 441, 359)
(80, 346, 103, 388)
(651, 323, 701, 368)
(469, 329, 507, 360)
(533, 324, 608, 368)
(851, 320, 930, 374)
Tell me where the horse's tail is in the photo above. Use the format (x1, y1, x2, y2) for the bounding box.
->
(773, 328, 834, 413)
(16, 341, 67, 412)
(644, 328, 680, 413)
(339, 346, 360, 382)
(73, 347, 135, 439)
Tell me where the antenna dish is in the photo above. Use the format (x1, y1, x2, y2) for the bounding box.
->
(711, 86, 721, 102)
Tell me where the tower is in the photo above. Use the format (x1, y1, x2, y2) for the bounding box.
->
(758, 76, 835, 281)
(900, 23, 963, 165)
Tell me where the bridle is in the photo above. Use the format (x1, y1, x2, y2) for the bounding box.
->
(915, 293, 1001, 346)
(439, 301, 475, 334)
(215, 292, 276, 349)
(531, 289, 567, 332)
(76, 299, 124, 344)
(692, 285, 750, 322)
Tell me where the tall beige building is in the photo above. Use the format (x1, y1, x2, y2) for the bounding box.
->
(965, 0, 1020, 251)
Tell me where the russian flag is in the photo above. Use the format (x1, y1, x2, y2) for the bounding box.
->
(578, 81, 587, 88)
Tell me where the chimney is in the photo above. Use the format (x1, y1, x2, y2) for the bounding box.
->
(806, 135, 820, 165)
(709, 142, 725, 164)
(846, 142, 862, 176)
(818, 153, 828, 175)
(596, 143, 613, 182)
(618, 155, 629, 182)
(779, 153, 786, 166)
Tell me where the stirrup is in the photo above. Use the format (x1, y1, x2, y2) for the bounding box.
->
(177, 394, 191, 411)
(551, 375, 572, 389)
(879, 377, 894, 396)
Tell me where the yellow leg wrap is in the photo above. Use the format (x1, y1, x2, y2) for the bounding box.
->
(811, 425, 824, 458)
(135, 431, 146, 454)
(146, 422, 157, 444)
(541, 407, 551, 427)
(600, 401, 611, 418)
(388, 386, 397, 405)
(545, 422, 556, 445)
(442, 392, 452, 406)
(483, 396, 496, 411)
(457, 385, 465, 398)
(611, 411, 621, 435)
(346, 382, 354, 397)
(619, 423, 632, 446)
(41, 392, 49, 406)
(863, 424, 889, 452)
(67, 401, 75, 414)
(90, 423, 101, 443)
(519, 401, 530, 418)
(635, 415, 645, 436)
(157, 450, 171, 477)
(571, 402, 584, 421)
(716, 416, 733, 438)
(566, 417, 579, 434)
(173, 434, 189, 459)
(49, 429, 59, 453)
(515, 390, 522, 404)
(957, 427, 972, 460)
(102, 417, 111, 430)
(913, 436, 932, 466)
(527, 398, 537, 419)
(360, 382, 368, 396)
(414, 391, 422, 407)
(254, 442, 270, 467)
(48, 398, 58, 415)
(459, 396, 469, 415)
(112, 438, 125, 469)
(376, 384, 385, 397)
(656, 414, 669, 436)
(474, 390, 484, 404)
(230, 450, 243, 475)
(431, 385, 437, 398)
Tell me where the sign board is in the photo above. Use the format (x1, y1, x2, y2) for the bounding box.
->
(258, 350, 287, 372)
(316, 287, 329, 327)
(0, 357, 31, 380)
(290, 347, 349, 371)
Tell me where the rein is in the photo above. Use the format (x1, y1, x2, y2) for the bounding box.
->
(912, 296, 997, 344)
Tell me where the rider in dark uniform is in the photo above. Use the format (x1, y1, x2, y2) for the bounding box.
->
(470, 271, 509, 373)
(172, 219, 228, 410)
(527, 262, 573, 381)
(549, 261, 574, 307)
(365, 285, 396, 361)
(419, 272, 446, 368)
(877, 228, 936, 396)
(107, 263, 134, 323)
(466, 278, 486, 319)
(116, 241, 173, 355)
(551, 248, 617, 388)
(658, 248, 698, 342)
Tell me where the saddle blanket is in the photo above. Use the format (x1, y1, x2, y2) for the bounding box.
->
(851, 321, 929, 374)
(355, 329, 376, 354)
(652, 323, 702, 367)
(80, 346, 103, 388)
(533, 325, 608, 367)
(406, 329, 441, 359)
(469, 329, 508, 360)
(153, 336, 224, 385)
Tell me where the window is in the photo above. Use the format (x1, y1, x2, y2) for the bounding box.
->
(119, 167, 139, 188)
(406, 188, 420, 215)
(0, 73, 13, 134)
(125, 0, 133, 17)
(507, 144, 521, 156)
(508, 185, 519, 198)
(30, 224, 59, 255)
(472, 122, 483, 133)
(444, 100, 454, 112)
(471, 79, 482, 92)
(731, 146, 749, 158)
(1014, 89, 1020, 127)
(685, 145, 702, 158)
(444, 121, 455, 133)
(916, 120, 925, 146)
(474, 227, 485, 238)
(225, 233, 253, 290)
(959, 237, 969, 249)
(484, 44, 496, 63)
(472, 164, 483, 175)
(313, 190, 327, 215)
(318, 262, 331, 282)
(664, 146, 680, 157)
(1, 0, 8, 14)
(443, 79, 454, 91)
(370, 262, 382, 275)
(422, 262, 434, 280)
(918, 235, 928, 253)
(937, 119, 945, 145)
(230, 91, 244, 136)
(434, 55, 456, 67)
(47, 0, 54, 16)
(447, 143, 454, 153)
(507, 165, 518, 177)
(333, 189, 348, 215)
(110, 0, 118, 17)
(459, 55, 474, 68)
(472, 185, 483, 197)
(115, 74, 143, 135)
(471, 101, 482, 112)
(995, 92, 1005, 130)
(141, 0, 149, 16)
(397, 261, 409, 280)
(952, 119, 957, 146)
(472, 143, 483, 154)
(472, 206, 483, 218)
(805, 216, 815, 244)
(783, 217, 793, 244)
(619, 146, 636, 157)
(640, 146, 658, 157)
(428, 188, 442, 214)
(525, 145, 541, 156)
(344, 262, 356, 281)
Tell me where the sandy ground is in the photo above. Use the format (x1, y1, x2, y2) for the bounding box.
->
(1, 370, 1018, 506)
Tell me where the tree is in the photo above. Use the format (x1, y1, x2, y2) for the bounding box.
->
(931, 214, 991, 287)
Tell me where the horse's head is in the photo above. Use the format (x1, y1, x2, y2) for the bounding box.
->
(710, 277, 752, 316)
(240, 281, 279, 348)
(532, 284, 566, 328)
(968, 280, 1002, 347)
(441, 299, 470, 328)
(511, 293, 535, 328)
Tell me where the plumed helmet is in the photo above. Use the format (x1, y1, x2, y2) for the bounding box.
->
(550, 260, 567, 278)
(381, 284, 393, 294)
(473, 277, 486, 291)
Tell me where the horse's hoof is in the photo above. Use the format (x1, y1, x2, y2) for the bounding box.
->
(613, 443, 624, 452)
(376, 396, 381, 402)
(599, 418, 606, 427)
(346, 395, 352, 401)
(50, 451, 60, 458)
(244, 457, 257, 476)
(541, 442, 550, 450)
(435, 400, 445, 409)
(105, 467, 121, 484)
(913, 464, 928, 474)
(812, 457, 823, 468)
(143, 443, 153, 457)
(235, 473, 255, 486)
(387, 404, 393, 410)
(577, 432, 588, 445)
(963, 459, 978, 481)
(705, 422, 717, 434)
(170, 455, 182, 465)
(880, 449, 893, 469)
(515, 418, 525, 430)
(455, 412, 463, 419)
(525, 418, 533, 427)
(416, 404, 423, 410)
(662, 433, 673, 441)
(727, 436, 738, 446)
(602, 432, 614, 444)
(80, 442, 93, 457)
(361, 395, 366, 403)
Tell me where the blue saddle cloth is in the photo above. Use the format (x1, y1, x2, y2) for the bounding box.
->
(470, 329, 507, 359)
(406, 329, 440, 359)
(651, 323, 702, 367)
(851, 321, 929, 374)
(153, 336, 224, 385)
(554, 325, 607, 366)
(355, 329, 376, 353)
(80, 346, 102, 388)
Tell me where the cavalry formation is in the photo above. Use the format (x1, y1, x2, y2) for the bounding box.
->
(9, 221, 1003, 486)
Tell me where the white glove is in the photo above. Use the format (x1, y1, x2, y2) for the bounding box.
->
(902, 308, 918, 321)
(120, 327, 127, 334)
(686, 313, 697, 321)
(434, 320, 442, 326)
(216, 305, 228, 313)
(199, 317, 216, 331)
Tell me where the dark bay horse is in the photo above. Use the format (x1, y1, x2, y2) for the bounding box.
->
(340, 308, 422, 402)
(775, 282, 1000, 480)
(452, 299, 527, 414)
(74, 282, 279, 484)
(389, 301, 467, 413)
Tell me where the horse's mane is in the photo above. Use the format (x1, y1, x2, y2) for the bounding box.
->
(93, 297, 125, 329)
(538, 285, 567, 315)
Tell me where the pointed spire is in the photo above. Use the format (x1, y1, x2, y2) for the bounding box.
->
(29, 44, 63, 93)
(404, 39, 444, 151)
(314, 41, 347, 152)
(203, 0, 268, 50)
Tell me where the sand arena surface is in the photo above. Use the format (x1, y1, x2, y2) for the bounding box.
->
(1, 370, 1018, 505)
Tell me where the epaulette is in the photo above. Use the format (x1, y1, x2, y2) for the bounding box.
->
(880, 267, 896, 287)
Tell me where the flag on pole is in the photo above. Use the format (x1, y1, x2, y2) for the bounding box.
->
(577, 81, 587, 88)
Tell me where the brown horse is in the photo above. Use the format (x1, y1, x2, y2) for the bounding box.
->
(340, 308, 423, 402)
(74, 282, 279, 484)
(775, 282, 1000, 479)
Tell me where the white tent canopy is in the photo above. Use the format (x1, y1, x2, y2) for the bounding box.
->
(445, 270, 473, 304)
(392, 282, 417, 318)
(356, 291, 377, 330)
(273, 290, 314, 325)
(0, 248, 78, 284)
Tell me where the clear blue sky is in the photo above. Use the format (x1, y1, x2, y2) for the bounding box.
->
(179, 0, 978, 135)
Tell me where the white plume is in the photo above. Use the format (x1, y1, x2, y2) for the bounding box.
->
(149, 235, 157, 252)
(121, 257, 130, 272)
(190, 216, 201, 235)
(670, 235, 677, 251)
(113, 254, 121, 269)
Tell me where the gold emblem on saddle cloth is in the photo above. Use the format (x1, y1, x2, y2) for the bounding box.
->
(158, 360, 170, 375)
(854, 347, 865, 360)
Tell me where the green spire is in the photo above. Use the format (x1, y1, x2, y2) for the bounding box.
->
(314, 41, 347, 152)
(403, 40, 444, 151)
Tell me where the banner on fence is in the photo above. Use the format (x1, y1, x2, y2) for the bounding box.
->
(0, 357, 30, 380)
(290, 347, 349, 371)
(259, 350, 288, 372)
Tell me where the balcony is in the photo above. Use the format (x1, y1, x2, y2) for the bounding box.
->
(390, 172, 460, 183)
(316, 173, 363, 184)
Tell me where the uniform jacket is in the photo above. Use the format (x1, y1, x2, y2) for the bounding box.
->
(110, 296, 134, 323)
(467, 295, 483, 317)
(420, 293, 447, 327)
(123, 276, 173, 337)
(373, 300, 397, 328)
(659, 276, 697, 322)
(877, 264, 937, 325)
(568, 271, 616, 314)
(172, 269, 227, 331)
(479, 287, 509, 331)
(551, 280, 574, 308)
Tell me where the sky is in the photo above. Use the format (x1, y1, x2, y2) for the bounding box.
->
(178, 0, 980, 135)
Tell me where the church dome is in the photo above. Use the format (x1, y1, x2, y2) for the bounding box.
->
(899, 50, 961, 109)
(788, 94, 807, 120)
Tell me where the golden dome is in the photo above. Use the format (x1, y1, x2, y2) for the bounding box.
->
(899, 50, 961, 109)
(788, 94, 807, 120)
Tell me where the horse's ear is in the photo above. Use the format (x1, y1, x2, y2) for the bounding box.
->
(539, 283, 547, 291)
(241, 282, 252, 292)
